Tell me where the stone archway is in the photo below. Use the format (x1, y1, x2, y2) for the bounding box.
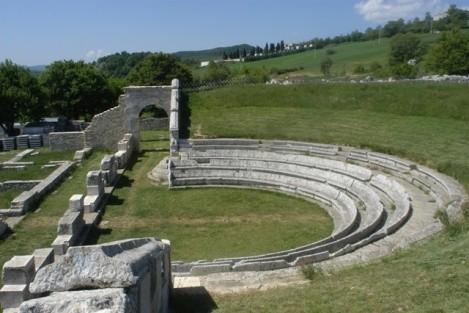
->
(121, 79, 180, 153)
(81, 79, 180, 153)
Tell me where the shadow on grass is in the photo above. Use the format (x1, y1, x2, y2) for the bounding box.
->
(84, 226, 113, 245)
(0, 227, 14, 241)
(171, 287, 218, 313)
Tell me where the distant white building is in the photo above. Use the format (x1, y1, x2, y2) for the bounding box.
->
(200, 61, 210, 67)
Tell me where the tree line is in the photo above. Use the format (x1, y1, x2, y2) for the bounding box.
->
(0, 53, 193, 135)
(228, 5, 469, 63)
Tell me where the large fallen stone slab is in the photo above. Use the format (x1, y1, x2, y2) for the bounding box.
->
(30, 238, 167, 294)
(19, 288, 136, 313)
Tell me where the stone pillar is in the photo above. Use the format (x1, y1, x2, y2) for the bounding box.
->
(170, 79, 180, 155)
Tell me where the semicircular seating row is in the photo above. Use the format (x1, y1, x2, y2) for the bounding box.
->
(167, 139, 464, 275)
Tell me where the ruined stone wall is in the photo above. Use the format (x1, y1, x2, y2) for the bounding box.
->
(140, 118, 169, 130)
(49, 132, 85, 151)
(84, 106, 126, 151)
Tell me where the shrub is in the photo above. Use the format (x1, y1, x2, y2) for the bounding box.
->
(320, 57, 333, 76)
(353, 64, 367, 74)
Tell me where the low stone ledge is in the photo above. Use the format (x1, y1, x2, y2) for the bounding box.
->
(190, 264, 232, 276)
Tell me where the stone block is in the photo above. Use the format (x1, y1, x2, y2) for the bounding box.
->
(19, 288, 135, 313)
(0, 284, 30, 309)
(32, 248, 54, 271)
(69, 194, 84, 212)
(86, 170, 103, 186)
(87, 184, 104, 197)
(100, 155, 114, 171)
(51, 235, 72, 256)
(84, 195, 101, 213)
(2, 256, 35, 285)
(57, 211, 84, 239)
(30, 238, 168, 294)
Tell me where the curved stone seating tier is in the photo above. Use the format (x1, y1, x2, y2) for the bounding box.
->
(166, 139, 466, 275)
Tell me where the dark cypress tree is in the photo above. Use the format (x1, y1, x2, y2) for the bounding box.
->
(264, 43, 269, 54)
(270, 43, 275, 53)
(280, 40, 285, 51)
(222, 51, 228, 60)
(242, 48, 247, 58)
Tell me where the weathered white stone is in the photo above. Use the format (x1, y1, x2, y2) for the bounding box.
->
(0, 284, 30, 309)
(19, 288, 136, 313)
(68, 194, 84, 212)
(32, 248, 54, 271)
(30, 238, 167, 294)
(2, 256, 35, 285)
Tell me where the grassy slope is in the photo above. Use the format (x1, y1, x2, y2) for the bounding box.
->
(193, 32, 447, 78)
(176, 83, 469, 312)
(96, 130, 333, 261)
(0, 151, 106, 284)
(188, 83, 469, 190)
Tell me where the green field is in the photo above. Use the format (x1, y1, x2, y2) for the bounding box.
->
(168, 82, 469, 312)
(95, 130, 333, 261)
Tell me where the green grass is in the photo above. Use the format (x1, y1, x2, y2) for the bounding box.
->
(95, 130, 333, 261)
(0, 150, 106, 285)
(23, 148, 74, 165)
(0, 190, 22, 208)
(0, 165, 55, 182)
(188, 83, 469, 189)
(0, 151, 17, 163)
(169, 82, 469, 312)
(0, 148, 74, 181)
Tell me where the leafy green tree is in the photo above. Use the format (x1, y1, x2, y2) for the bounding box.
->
(40, 60, 116, 120)
(388, 33, 425, 78)
(0, 60, 43, 135)
(389, 33, 425, 65)
(320, 57, 333, 76)
(127, 53, 192, 86)
(425, 29, 469, 75)
(205, 62, 231, 81)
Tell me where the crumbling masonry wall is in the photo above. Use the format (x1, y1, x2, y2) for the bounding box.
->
(48, 79, 180, 152)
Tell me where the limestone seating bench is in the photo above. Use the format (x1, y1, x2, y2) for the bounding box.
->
(169, 146, 419, 274)
(186, 149, 373, 181)
(171, 164, 385, 238)
(187, 138, 340, 156)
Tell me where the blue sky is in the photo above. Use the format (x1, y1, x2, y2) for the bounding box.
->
(0, 0, 467, 65)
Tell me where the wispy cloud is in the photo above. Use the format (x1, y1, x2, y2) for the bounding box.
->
(355, 0, 446, 22)
(84, 49, 106, 62)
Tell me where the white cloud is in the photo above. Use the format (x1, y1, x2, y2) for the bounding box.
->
(84, 49, 106, 62)
(355, 0, 445, 22)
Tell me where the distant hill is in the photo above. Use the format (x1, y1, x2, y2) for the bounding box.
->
(174, 44, 254, 62)
(27, 65, 47, 73)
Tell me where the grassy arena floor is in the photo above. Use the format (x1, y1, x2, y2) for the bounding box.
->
(168, 82, 469, 313)
(95, 130, 333, 261)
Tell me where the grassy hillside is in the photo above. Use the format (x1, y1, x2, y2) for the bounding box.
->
(193, 32, 452, 78)
(174, 44, 254, 62)
(170, 82, 469, 312)
(187, 83, 469, 190)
